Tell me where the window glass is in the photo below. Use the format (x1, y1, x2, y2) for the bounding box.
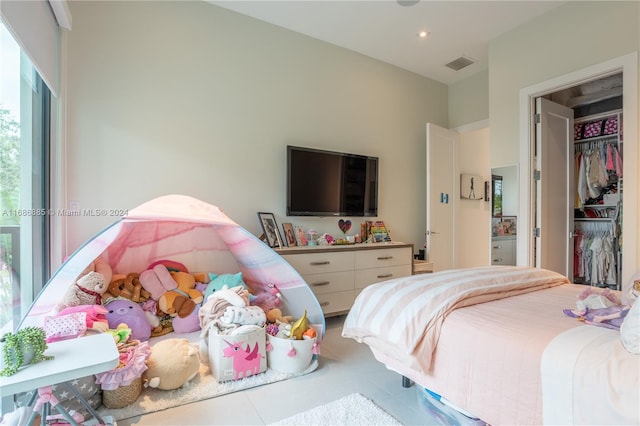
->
(0, 21, 50, 332)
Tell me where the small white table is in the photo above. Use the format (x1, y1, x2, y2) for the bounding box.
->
(0, 332, 119, 425)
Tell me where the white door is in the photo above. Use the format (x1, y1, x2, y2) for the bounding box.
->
(426, 123, 457, 271)
(534, 97, 575, 279)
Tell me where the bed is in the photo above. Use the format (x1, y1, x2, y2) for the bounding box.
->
(342, 266, 639, 425)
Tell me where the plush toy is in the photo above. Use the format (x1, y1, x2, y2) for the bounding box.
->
(203, 272, 246, 301)
(55, 257, 113, 313)
(104, 273, 151, 304)
(104, 299, 152, 341)
(172, 305, 202, 334)
(144, 338, 200, 390)
(139, 264, 178, 301)
(266, 308, 293, 324)
(157, 272, 203, 318)
(107, 323, 133, 344)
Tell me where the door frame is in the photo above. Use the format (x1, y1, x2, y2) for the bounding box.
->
(518, 52, 638, 287)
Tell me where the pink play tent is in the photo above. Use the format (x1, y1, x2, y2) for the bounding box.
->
(20, 195, 325, 334)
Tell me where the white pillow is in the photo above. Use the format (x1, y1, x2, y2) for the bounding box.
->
(620, 297, 640, 354)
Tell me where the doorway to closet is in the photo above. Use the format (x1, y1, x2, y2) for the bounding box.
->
(536, 73, 623, 288)
(518, 53, 637, 291)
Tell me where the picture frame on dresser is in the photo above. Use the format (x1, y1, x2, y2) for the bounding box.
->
(257, 212, 284, 248)
(282, 223, 296, 247)
(502, 216, 517, 235)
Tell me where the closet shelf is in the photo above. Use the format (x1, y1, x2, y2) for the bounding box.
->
(574, 218, 616, 222)
(574, 134, 619, 145)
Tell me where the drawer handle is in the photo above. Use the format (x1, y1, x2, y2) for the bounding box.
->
(492, 245, 502, 249)
(377, 273, 393, 279)
(377, 256, 393, 260)
(320, 301, 330, 307)
(311, 281, 331, 287)
(310, 261, 330, 266)
(493, 258, 503, 262)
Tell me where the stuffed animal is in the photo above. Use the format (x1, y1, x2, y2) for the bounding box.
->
(55, 257, 113, 313)
(104, 299, 152, 341)
(266, 308, 294, 324)
(157, 272, 203, 318)
(144, 338, 200, 390)
(172, 305, 202, 334)
(139, 264, 178, 301)
(203, 272, 246, 302)
(104, 273, 151, 304)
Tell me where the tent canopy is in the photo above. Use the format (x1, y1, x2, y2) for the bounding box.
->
(22, 195, 324, 333)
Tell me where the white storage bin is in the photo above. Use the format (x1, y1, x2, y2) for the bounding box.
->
(208, 326, 267, 381)
(266, 335, 316, 374)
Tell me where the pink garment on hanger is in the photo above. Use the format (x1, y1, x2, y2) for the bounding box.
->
(606, 144, 614, 171)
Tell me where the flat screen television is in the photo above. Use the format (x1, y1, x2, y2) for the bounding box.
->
(287, 145, 378, 217)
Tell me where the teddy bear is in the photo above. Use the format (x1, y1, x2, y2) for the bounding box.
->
(104, 273, 151, 304)
(55, 257, 113, 313)
(143, 338, 200, 390)
(157, 271, 203, 318)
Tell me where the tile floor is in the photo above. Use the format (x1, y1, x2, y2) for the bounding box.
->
(118, 315, 428, 425)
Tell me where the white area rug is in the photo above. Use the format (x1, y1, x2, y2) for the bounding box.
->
(270, 393, 402, 426)
(97, 359, 318, 421)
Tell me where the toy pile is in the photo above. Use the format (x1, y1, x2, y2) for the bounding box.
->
(37, 254, 319, 413)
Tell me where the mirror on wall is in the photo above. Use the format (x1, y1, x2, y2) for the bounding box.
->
(491, 175, 503, 218)
(491, 165, 518, 237)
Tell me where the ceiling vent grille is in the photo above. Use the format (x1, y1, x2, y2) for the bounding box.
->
(445, 56, 475, 71)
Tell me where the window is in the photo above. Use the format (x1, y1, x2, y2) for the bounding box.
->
(0, 21, 51, 332)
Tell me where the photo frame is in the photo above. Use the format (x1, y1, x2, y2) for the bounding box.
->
(257, 212, 284, 248)
(460, 174, 483, 200)
(502, 216, 517, 235)
(282, 223, 296, 247)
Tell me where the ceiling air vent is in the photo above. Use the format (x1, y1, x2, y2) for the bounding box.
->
(445, 56, 475, 71)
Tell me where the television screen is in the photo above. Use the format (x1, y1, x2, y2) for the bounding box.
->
(287, 146, 378, 217)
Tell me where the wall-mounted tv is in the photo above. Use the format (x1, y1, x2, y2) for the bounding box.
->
(287, 145, 378, 217)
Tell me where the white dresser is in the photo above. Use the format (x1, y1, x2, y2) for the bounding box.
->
(491, 236, 516, 266)
(278, 242, 413, 316)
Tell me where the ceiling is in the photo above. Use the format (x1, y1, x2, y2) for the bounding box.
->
(207, 1, 566, 85)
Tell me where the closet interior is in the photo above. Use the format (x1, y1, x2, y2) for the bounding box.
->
(547, 73, 623, 289)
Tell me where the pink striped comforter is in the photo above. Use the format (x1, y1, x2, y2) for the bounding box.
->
(342, 266, 570, 374)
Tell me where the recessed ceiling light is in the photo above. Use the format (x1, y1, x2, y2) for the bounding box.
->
(418, 31, 429, 38)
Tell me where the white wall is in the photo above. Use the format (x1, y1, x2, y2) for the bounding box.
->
(454, 127, 490, 268)
(62, 1, 448, 258)
(448, 70, 488, 129)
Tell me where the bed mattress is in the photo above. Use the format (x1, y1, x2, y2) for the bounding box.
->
(349, 282, 587, 425)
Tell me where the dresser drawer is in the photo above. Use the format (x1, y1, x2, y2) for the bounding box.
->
(354, 265, 411, 289)
(354, 247, 411, 269)
(491, 239, 515, 265)
(283, 252, 355, 275)
(315, 290, 355, 315)
(302, 271, 354, 295)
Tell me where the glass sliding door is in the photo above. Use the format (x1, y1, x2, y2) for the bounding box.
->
(0, 21, 51, 332)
